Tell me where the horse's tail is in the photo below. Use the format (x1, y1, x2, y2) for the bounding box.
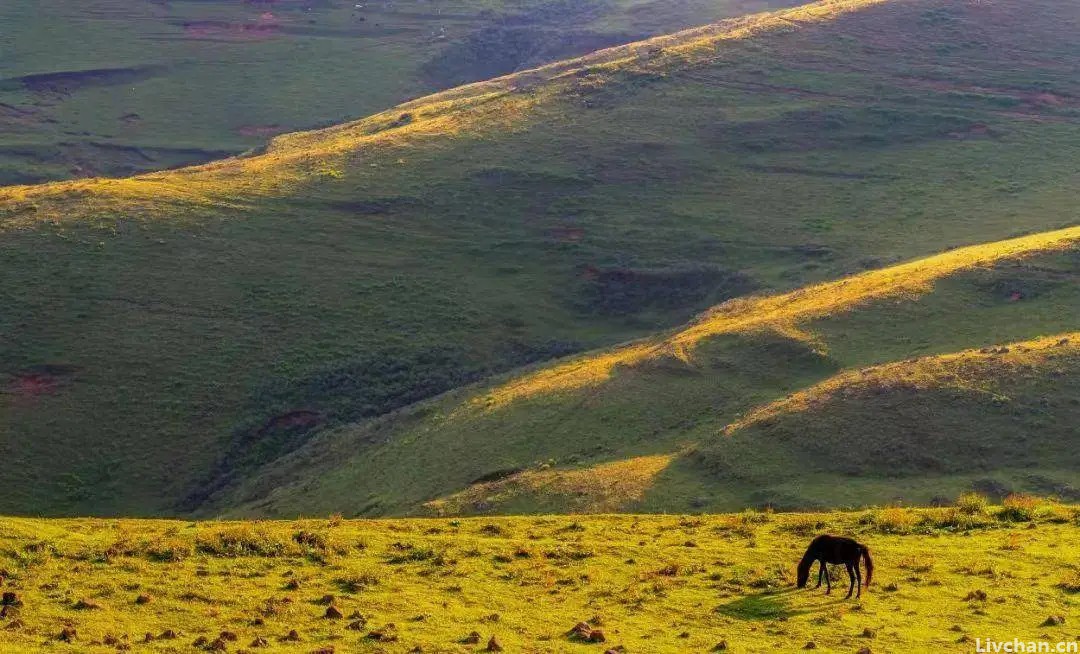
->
(861, 545, 873, 587)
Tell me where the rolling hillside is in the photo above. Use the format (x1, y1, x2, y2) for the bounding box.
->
(1, 0, 1079, 517)
(678, 332, 1080, 506)
(216, 229, 1080, 517)
(0, 0, 800, 184)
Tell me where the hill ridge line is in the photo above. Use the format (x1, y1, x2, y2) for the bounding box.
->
(428, 329, 1078, 515)
(0, 0, 890, 228)
(467, 225, 1080, 412)
(722, 330, 1080, 435)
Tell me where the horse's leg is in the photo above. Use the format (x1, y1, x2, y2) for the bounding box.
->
(854, 560, 862, 599)
(823, 561, 831, 594)
(844, 562, 855, 599)
(816, 561, 825, 589)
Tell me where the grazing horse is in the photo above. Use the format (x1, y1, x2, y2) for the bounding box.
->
(796, 535, 873, 599)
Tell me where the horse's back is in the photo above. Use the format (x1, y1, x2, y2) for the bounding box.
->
(814, 534, 863, 561)
(814, 534, 857, 546)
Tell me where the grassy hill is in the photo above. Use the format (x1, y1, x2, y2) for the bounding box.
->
(215, 228, 1080, 517)
(0, 503, 1077, 653)
(1, 0, 1079, 517)
(0, 0, 800, 185)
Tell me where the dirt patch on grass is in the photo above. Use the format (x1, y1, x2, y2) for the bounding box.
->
(119, 113, 142, 128)
(3, 365, 78, 398)
(259, 410, 324, 436)
(947, 122, 993, 140)
(236, 124, 285, 138)
(179, 20, 282, 41)
(550, 226, 586, 243)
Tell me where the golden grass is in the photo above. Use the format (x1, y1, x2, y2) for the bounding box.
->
(723, 331, 1080, 434)
(0, 0, 889, 228)
(425, 454, 675, 515)
(467, 226, 1080, 411)
(0, 90, 543, 228)
(0, 506, 1077, 653)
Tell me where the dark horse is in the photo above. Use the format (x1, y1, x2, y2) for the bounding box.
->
(796, 535, 873, 599)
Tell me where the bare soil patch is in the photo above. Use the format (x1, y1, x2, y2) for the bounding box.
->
(236, 124, 285, 138)
(3, 365, 78, 398)
(550, 226, 586, 243)
(258, 411, 324, 437)
(179, 20, 282, 41)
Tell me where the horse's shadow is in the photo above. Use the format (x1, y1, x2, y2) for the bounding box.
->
(715, 588, 840, 621)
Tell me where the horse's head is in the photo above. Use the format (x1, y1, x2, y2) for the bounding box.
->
(796, 564, 810, 588)
(795, 552, 815, 588)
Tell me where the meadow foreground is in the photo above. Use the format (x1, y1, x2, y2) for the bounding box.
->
(1, 501, 1077, 653)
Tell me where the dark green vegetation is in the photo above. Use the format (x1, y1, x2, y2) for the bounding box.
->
(0, 0, 798, 184)
(1, 0, 1079, 517)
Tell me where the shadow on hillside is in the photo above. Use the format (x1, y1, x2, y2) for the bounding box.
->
(716, 588, 832, 621)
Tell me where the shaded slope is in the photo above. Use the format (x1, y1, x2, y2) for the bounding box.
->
(2, 0, 1080, 515)
(666, 332, 1080, 510)
(216, 233, 1080, 517)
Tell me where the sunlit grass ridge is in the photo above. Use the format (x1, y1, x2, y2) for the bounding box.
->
(425, 453, 677, 515)
(471, 226, 1080, 411)
(722, 330, 1080, 437)
(0, 0, 887, 229)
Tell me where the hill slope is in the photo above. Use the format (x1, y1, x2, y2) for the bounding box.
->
(215, 228, 1080, 517)
(1, 505, 1078, 653)
(1, 0, 1080, 516)
(0, 0, 801, 184)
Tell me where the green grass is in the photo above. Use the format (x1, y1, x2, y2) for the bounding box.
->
(0, 503, 1077, 653)
(1, 0, 1079, 516)
(680, 333, 1080, 510)
(0, 0, 802, 185)
(215, 242, 1079, 517)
